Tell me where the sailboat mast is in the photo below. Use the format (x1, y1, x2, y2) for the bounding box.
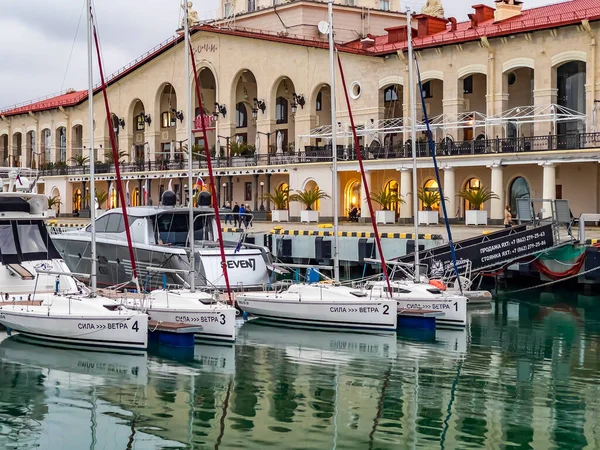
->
(407, 9, 420, 282)
(184, 1, 195, 293)
(328, 0, 340, 283)
(87, 0, 97, 295)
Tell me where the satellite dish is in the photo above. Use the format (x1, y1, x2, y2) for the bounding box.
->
(317, 21, 330, 35)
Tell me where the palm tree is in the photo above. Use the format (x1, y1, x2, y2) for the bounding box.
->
(103, 150, 128, 165)
(262, 185, 289, 210)
(47, 195, 61, 210)
(95, 190, 109, 209)
(369, 188, 405, 211)
(457, 186, 499, 210)
(417, 188, 447, 211)
(69, 154, 89, 166)
(289, 187, 330, 211)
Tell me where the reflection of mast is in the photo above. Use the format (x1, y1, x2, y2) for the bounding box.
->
(367, 366, 392, 450)
(90, 386, 97, 450)
(215, 379, 234, 450)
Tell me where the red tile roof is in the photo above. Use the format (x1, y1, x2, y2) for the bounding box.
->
(1, 90, 88, 117)
(360, 0, 600, 54)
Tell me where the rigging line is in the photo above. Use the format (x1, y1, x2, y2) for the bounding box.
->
(414, 53, 463, 294)
(61, 0, 87, 93)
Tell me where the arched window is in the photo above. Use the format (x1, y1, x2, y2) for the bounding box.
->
(422, 179, 441, 211)
(463, 178, 482, 211)
(276, 96, 288, 124)
(344, 180, 361, 213)
(236, 102, 247, 128)
(557, 61, 586, 136)
(509, 177, 530, 213)
(58, 127, 67, 162)
(384, 180, 400, 215)
(384, 86, 398, 103)
(316, 91, 323, 112)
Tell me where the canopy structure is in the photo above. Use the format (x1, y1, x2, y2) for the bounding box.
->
(486, 104, 587, 136)
(299, 104, 588, 145)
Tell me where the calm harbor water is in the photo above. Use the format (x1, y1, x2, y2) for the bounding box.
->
(0, 291, 599, 449)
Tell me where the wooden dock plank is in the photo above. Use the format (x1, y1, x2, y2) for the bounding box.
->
(148, 320, 203, 334)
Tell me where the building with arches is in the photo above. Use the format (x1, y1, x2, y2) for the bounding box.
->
(1, 0, 600, 222)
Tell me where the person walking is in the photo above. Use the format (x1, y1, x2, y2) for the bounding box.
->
(232, 202, 240, 227)
(245, 206, 253, 228)
(239, 203, 246, 229)
(504, 205, 513, 228)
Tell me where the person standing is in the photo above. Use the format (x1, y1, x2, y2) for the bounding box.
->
(504, 205, 513, 228)
(239, 203, 246, 229)
(232, 202, 240, 227)
(245, 206, 253, 228)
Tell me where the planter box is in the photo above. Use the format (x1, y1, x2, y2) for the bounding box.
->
(272, 209, 289, 222)
(418, 210, 439, 225)
(465, 209, 488, 226)
(375, 210, 396, 224)
(301, 210, 319, 223)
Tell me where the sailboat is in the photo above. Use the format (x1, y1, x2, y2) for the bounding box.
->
(114, 1, 237, 343)
(236, 0, 397, 333)
(0, 0, 148, 351)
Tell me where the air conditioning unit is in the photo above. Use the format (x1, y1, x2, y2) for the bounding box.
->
(135, 134, 143, 143)
(161, 131, 169, 140)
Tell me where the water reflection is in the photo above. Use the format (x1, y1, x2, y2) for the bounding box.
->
(0, 292, 597, 449)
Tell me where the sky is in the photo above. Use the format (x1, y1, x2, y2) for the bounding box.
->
(0, 0, 549, 109)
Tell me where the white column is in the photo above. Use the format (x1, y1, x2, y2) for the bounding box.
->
(490, 163, 504, 221)
(542, 163, 556, 200)
(442, 166, 456, 219)
(360, 170, 371, 219)
(399, 167, 412, 219)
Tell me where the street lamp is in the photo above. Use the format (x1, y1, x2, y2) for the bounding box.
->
(260, 181, 265, 211)
(222, 182, 227, 203)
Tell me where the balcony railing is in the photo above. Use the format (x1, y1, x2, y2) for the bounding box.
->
(38, 132, 600, 176)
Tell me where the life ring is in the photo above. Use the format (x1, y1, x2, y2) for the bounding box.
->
(429, 279, 447, 291)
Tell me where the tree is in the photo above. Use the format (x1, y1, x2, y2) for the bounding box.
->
(369, 188, 405, 211)
(95, 190, 109, 209)
(262, 185, 289, 210)
(103, 150, 128, 165)
(457, 186, 499, 210)
(47, 195, 61, 209)
(417, 188, 447, 211)
(69, 154, 89, 166)
(289, 187, 330, 211)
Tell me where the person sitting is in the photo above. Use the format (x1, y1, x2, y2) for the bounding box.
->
(349, 206, 359, 222)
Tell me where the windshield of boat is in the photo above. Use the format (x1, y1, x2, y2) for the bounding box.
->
(152, 212, 212, 246)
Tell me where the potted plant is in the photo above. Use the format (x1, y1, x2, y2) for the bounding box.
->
(370, 188, 404, 224)
(262, 185, 289, 222)
(290, 187, 330, 223)
(458, 186, 499, 225)
(69, 154, 89, 167)
(47, 195, 61, 218)
(417, 188, 444, 225)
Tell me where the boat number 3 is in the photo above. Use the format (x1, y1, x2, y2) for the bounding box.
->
(383, 305, 389, 315)
(132, 321, 139, 332)
(219, 314, 226, 325)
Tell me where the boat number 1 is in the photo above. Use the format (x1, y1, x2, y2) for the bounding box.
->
(383, 305, 389, 315)
(132, 321, 139, 332)
(453, 302, 457, 311)
(219, 314, 226, 325)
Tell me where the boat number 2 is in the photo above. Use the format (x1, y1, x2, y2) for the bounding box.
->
(219, 314, 226, 325)
(383, 305, 389, 315)
(132, 321, 139, 332)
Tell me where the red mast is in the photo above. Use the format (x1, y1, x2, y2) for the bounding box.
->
(188, 41, 233, 304)
(91, 17, 140, 292)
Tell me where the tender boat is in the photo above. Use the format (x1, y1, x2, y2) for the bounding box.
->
(237, 282, 398, 333)
(105, 288, 237, 343)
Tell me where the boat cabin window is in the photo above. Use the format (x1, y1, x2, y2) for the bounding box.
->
(154, 213, 210, 246)
(426, 288, 442, 294)
(350, 291, 367, 297)
(90, 213, 126, 233)
(384, 286, 412, 295)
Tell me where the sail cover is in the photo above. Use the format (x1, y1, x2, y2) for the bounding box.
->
(0, 220, 60, 264)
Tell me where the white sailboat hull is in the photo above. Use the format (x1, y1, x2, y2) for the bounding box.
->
(0, 303, 148, 351)
(238, 285, 397, 332)
(396, 296, 467, 328)
(120, 290, 237, 342)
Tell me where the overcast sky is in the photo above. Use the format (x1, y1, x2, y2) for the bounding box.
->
(0, 0, 549, 109)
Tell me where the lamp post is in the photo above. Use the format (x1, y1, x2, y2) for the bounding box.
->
(222, 182, 227, 203)
(260, 181, 265, 211)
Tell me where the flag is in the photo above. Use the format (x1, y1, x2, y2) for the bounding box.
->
(143, 179, 149, 205)
(234, 235, 244, 253)
(168, 179, 173, 192)
(196, 176, 204, 189)
(16, 174, 22, 186)
(125, 181, 130, 206)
